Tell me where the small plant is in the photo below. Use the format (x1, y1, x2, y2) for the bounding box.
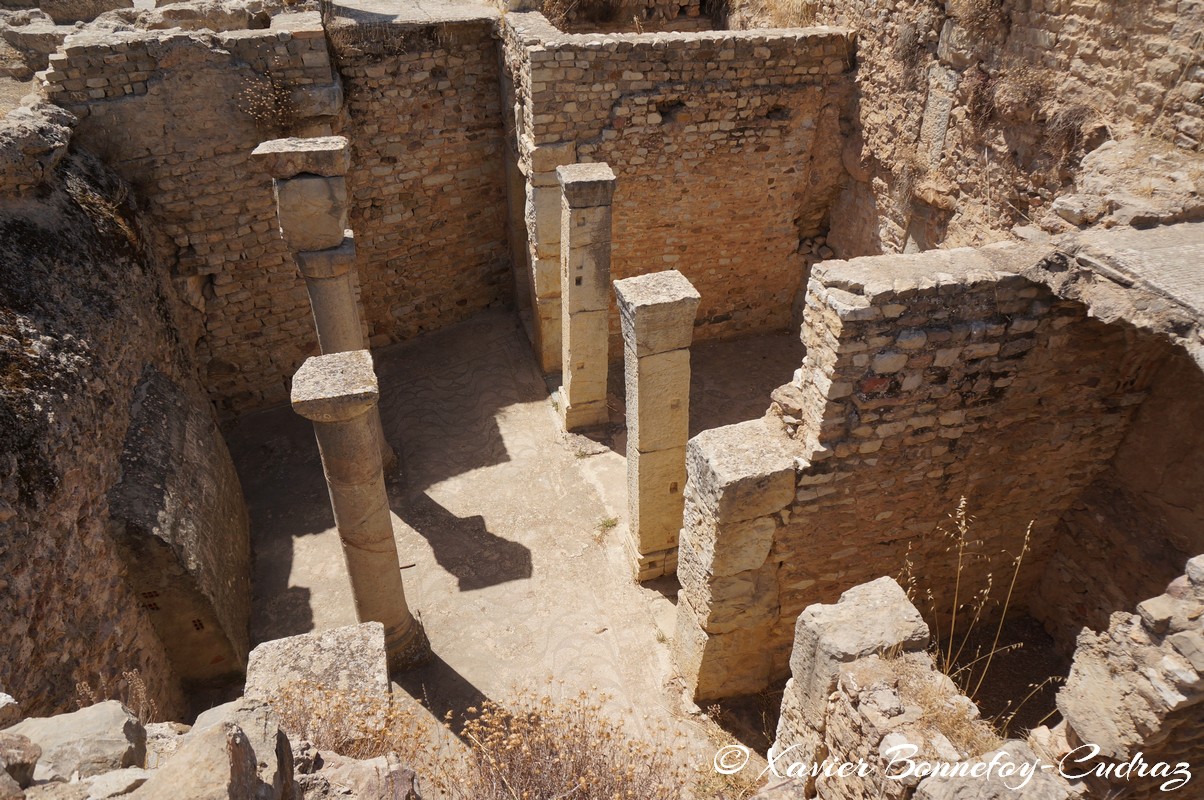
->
(594, 516, 619, 540)
(76, 669, 159, 724)
(434, 687, 689, 799)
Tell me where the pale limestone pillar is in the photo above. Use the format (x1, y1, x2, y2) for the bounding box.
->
(556, 162, 615, 432)
(291, 351, 429, 672)
(614, 270, 701, 580)
(253, 136, 395, 469)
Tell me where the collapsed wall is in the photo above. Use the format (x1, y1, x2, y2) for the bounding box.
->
(674, 222, 1204, 700)
(763, 569, 1204, 800)
(728, 0, 1204, 256)
(0, 103, 250, 715)
(499, 12, 854, 371)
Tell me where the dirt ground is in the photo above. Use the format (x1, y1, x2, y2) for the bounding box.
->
(226, 309, 801, 795)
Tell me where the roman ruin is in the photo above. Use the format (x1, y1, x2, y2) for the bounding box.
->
(0, 0, 1201, 796)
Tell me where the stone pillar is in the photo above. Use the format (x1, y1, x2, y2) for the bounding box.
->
(556, 162, 616, 432)
(291, 350, 429, 672)
(614, 270, 701, 580)
(253, 136, 395, 470)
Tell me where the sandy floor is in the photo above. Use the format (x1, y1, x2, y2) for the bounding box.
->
(226, 308, 800, 790)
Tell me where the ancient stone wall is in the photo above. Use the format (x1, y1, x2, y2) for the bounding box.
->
(326, 8, 511, 351)
(38, 14, 338, 414)
(0, 103, 250, 716)
(500, 12, 854, 371)
(728, 0, 1204, 256)
(674, 226, 1201, 700)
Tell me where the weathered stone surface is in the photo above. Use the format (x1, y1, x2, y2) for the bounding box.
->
(789, 578, 929, 720)
(628, 446, 688, 553)
(0, 699, 20, 731)
(0, 733, 39, 788)
(0, 101, 73, 195)
(685, 419, 798, 522)
(556, 162, 616, 208)
(143, 723, 188, 771)
(127, 722, 257, 800)
(245, 623, 391, 704)
(614, 270, 702, 358)
(252, 137, 350, 179)
(83, 767, 152, 799)
(273, 176, 348, 252)
(290, 351, 379, 424)
(0, 771, 20, 800)
(4, 702, 145, 782)
(34, 0, 130, 24)
(299, 752, 419, 800)
(625, 348, 690, 454)
(914, 741, 1073, 799)
(190, 702, 293, 800)
(295, 236, 356, 281)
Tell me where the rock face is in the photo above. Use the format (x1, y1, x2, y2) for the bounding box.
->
(0, 698, 21, 731)
(4, 702, 145, 782)
(0, 0, 132, 24)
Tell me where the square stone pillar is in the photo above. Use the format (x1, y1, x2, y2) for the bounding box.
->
(556, 162, 616, 432)
(614, 270, 701, 580)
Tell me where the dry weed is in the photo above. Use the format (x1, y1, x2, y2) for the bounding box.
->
(434, 687, 690, 800)
(76, 669, 159, 724)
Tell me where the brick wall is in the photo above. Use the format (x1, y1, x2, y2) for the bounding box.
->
(328, 11, 511, 351)
(674, 239, 1180, 700)
(501, 13, 854, 371)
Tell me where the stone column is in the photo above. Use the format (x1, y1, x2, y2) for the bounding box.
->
(253, 136, 395, 469)
(556, 162, 616, 432)
(291, 350, 429, 672)
(614, 270, 700, 580)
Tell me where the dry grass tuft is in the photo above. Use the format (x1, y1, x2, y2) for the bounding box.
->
(434, 687, 690, 799)
(76, 669, 159, 724)
(891, 654, 1003, 757)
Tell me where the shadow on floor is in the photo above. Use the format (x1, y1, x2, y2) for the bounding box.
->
(395, 650, 494, 740)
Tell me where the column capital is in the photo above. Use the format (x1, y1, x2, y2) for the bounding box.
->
(295, 233, 356, 279)
(614, 269, 701, 357)
(556, 162, 616, 207)
(291, 350, 379, 423)
(253, 136, 351, 178)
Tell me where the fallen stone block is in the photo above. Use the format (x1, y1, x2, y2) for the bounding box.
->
(82, 767, 152, 799)
(245, 623, 391, 705)
(126, 722, 257, 800)
(189, 702, 293, 800)
(4, 701, 145, 782)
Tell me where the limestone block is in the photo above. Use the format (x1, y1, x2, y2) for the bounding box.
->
(789, 578, 930, 720)
(529, 141, 575, 173)
(561, 398, 608, 431)
(143, 723, 188, 771)
(615, 270, 702, 357)
(290, 350, 378, 424)
(527, 184, 561, 257)
(273, 175, 347, 252)
(556, 162, 616, 208)
(561, 242, 611, 314)
(1187, 555, 1204, 590)
(244, 622, 391, 704)
(686, 418, 798, 522)
(127, 722, 258, 800)
(189, 702, 293, 800)
(295, 234, 355, 280)
(0, 772, 19, 800)
(561, 309, 608, 410)
(534, 297, 562, 373)
(629, 446, 688, 553)
(0, 732, 39, 788)
(626, 348, 690, 453)
(307, 752, 419, 800)
(561, 203, 612, 247)
(684, 510, 777, 578)
(532, 256, 560, 299)
(4, 701, 146, 782)
(288, 83, 342, 118)
(252, 136, 350, 179)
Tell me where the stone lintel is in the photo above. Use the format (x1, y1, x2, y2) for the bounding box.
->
(291, 350, 378, 423)
(253, 136, 351, 178)
(295, 233, 356, 279)
(616, 270, 702, 357)
(557, 162, 616, 208)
